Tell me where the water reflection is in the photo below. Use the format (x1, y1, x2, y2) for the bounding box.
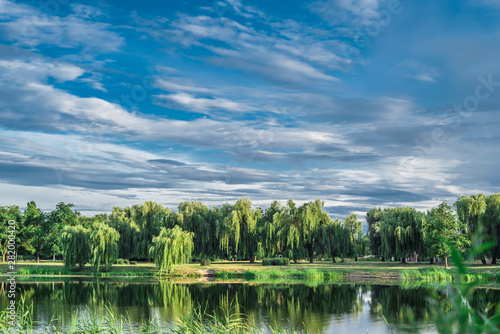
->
(0, 280, 499, 333)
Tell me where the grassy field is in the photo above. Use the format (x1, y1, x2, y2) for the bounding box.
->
(2, 259, 500, 280)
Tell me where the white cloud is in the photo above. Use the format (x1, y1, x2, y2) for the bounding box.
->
(156, 92, 254, 114)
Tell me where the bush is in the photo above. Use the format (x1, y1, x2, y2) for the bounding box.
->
(262, 258, 290, 266)
(124, 259, 130, 265)
(116, 258, 125, 265)
(17, 255, 24, 261)
(200, 258, 211, 266)
(130, 261, 137, 265)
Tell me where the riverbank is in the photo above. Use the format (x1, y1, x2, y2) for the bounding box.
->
(2, 259, 500, 281)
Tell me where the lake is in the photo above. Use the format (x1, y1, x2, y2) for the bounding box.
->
(1, 278, 499, 333)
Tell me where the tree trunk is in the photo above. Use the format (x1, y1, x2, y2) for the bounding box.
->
(331, 254, 336, 263)
(430, 258, 434, 264)
(401, 258, 406, 264)
(53, 254, 55, 262)
(36, 248, 40, 263)
(492, 256, 497, 265)
(249, 253, 255, 263)
(355, 256, 358, 262)
(481, 258, 487, 265)
(444, 257, 448, 269)
(309, 257, 313, 264)
(381, 256, 385, 262)
(293, 258, 298, 264)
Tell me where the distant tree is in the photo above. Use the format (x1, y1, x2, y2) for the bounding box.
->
(323, 219, 352, 263)
(483, 194, 500, 264)
(366, 207, 384, 259)
(257, 201, 284, 259)
(425, 202, 469, 269)
(0, 206, 22, 262)
(89, 223, 120, 272)
(344, 214, 363, 261)
(149, 225, 194, 274)
(108, 206, 138, 260)
(131, 202, 169, 260)
(23, 201, 45, 262)
(44, 202, 81, 261)
(62, 225, 91, 270)
(455, 194, 486, 263)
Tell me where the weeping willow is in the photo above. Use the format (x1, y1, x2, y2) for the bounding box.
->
(149, 225, 194, 274)
(89, 223, 120, 272)
(61, 225, 90, 270)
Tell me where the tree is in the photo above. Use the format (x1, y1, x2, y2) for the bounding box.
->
(483, 194, 500, 264)
(424, 202, 469, 269)
(149, 225, 194, 274)
(257, 201, 284, 259)
(366, 207, 384, 260)
(89, 223, 120, 272)
(62, 225, 91, 270)
(108, 206, 138, 260)
(131, 202, 169, 260)
(0, 206, 22, 262)
(344, 214, 362, 261)
(23, 201, 45, 263)
(455, 194, 486, 263)
(45, 202, 81, 261)
(323, 219, 351, 263)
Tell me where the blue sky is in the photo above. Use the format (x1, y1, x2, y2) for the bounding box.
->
(1, 0, 500, 218)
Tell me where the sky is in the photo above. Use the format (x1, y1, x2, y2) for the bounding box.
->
(0, 0, 499, 218)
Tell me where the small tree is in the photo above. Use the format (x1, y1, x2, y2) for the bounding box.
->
(61, 225, 91, 270)
(90, 223, 120, 272)
(149, 225, 194, 274)
(425, 202, 469, 269)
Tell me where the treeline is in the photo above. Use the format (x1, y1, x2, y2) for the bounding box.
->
(2, 194, 499, 271)
(367, 194, 500, 267)
(0, 199, 368, 269)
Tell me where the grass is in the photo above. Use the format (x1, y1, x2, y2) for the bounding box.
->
(3, 259, 500, 281)
(0, 298, 308, 334)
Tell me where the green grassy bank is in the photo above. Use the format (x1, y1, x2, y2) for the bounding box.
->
(2, 259, 500, 281)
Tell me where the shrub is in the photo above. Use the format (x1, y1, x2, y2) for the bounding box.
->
(17, 255, 24, 261)
(130, 261, 137, 265)
(116, 258, 125, 265)
(124, 259, 130, 265)
(200, 258, 211, 266)
(262, 258, 290, 266)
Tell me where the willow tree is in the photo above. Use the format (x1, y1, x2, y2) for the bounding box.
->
(276, 200, 304, 263)
(344, 214, 362, 261)
(455, 194, 486, 263)
(131, 201, 169, 260)
(257, 201, 284, 259)
(323, 219, 351, 263)
(424, 202, 469, 269)
(379, 207, 425, 263)
(366, 207, 384, 260)
(177, 201, 215, 258)
(149, 225, 194, 274)
(233, 198, 260, 262)
(108, 206, 138, 260)
(216, 203, 239, 260)
(483, 194, 500, 264)
(89, 223, 120, 272)
(61, 225, 91, 270)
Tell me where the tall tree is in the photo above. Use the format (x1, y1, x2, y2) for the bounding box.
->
(149, 225, 194, 274)
(62, 225, 91, 270)
(257, 201, 284, 259)
(131, 202, 169, 260)
(108, 206, 138, 260)
(23, 201, 45, 263)
(455, 194, 486, 263)
(483, 194, 500, 264)
(89, 223, 120, 272)
(424, 202, 469, 269)
(45, 202, 81, 261)
(0, 206, 22, 262)
(366, 207, 384, 260)
(344, 214, 362, 261)
(323, 219, 352, 263)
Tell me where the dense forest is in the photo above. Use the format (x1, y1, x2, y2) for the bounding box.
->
(1, 194, 499, 271)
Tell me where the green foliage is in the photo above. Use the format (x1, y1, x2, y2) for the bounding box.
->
(116, 258, 125, 265)
(262, 257, 290, 266)
(89, 223, 120, 272)
(425, 202, 469, 268)
(130, 261, 137, 265)
(149, 225, 194, 274)
(61, 225, 91, 270)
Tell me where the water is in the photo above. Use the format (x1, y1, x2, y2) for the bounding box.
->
(1, 278, 499, 333)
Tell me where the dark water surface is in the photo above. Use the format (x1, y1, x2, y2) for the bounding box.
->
(1, 278, 499, 333)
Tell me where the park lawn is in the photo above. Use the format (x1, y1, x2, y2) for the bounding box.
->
(2, 259, 500, 280)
